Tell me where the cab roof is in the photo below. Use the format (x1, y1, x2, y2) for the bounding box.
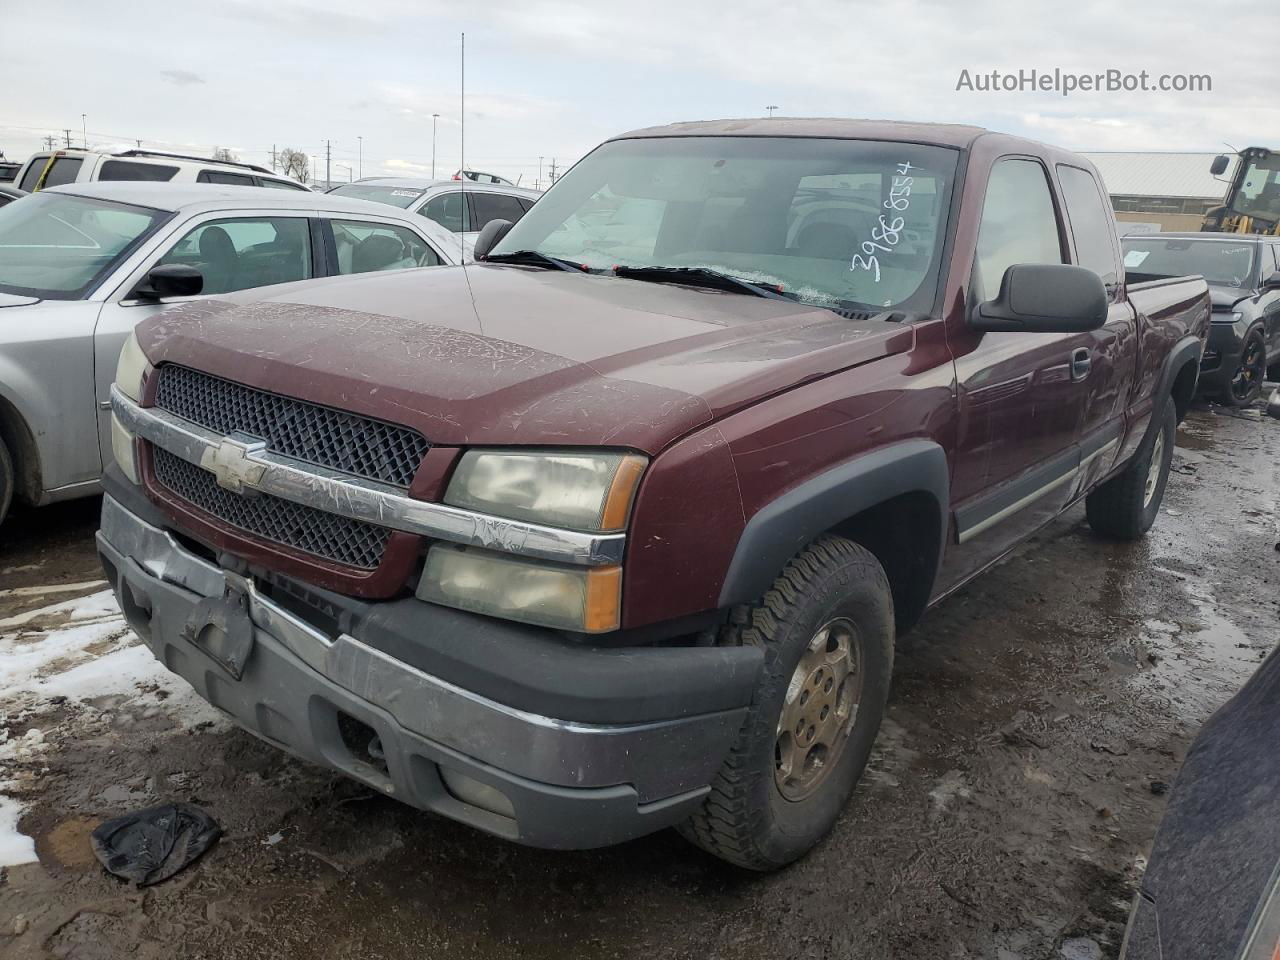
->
(610, 117, 991, 149)
(41, 181, 406, 217)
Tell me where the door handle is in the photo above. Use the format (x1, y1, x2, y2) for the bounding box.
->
(1071, 348, 1091, 381)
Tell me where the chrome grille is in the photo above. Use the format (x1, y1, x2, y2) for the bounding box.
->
(154, 365, 429, 488)
(152, 447, 392, 569)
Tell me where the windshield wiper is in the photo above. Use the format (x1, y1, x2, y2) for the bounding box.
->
(483, 249, 586, 272)
(612, 265, 795, 302)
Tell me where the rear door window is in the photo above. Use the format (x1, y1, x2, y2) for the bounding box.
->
(1057, 165, 1120, 288)
(20, 156, 83, 191)
(259, 178, 308, 191)
(470, 192, 529, 228)
(154, 216, 312, 295)
(974, 159, 1064, 300)
(100, 160, 179, 182)
(421, 192, 467, 232)
(197, 170, 257, 187)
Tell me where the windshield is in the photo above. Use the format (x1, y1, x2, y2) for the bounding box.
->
(1122, 237, 1256, 288)
(0, 192, 169, 299)
(328, 183, 426, 209)
(493, 137, 959, 312)
(1231, 153, 1280, 223)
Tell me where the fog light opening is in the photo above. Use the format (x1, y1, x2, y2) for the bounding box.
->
(439, 766, 516, 820)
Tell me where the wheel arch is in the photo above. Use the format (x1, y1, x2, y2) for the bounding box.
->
(717, 439, 949, 635)
(0, 389, 41, 504)
(1160, 335, 1203, 424)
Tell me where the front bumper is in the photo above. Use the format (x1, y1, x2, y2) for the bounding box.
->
(1199, 318, 1248, 388)
(96, 492, 756, 849)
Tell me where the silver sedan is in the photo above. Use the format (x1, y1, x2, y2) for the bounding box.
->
(0, 182, 469, 527)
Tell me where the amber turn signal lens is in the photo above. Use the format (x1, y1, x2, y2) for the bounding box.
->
(600, 455, 648, 532)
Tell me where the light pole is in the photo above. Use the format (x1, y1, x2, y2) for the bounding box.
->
(357, 136, 362, 179)
(766, 105, 779, 118)
(81, 114, 87, 148)
(432, 113, 440, 179)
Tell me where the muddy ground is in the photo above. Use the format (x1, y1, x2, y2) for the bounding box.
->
(1, 401, 1277, 960)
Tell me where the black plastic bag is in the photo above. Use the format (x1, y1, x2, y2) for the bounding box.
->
(91, 802, 221, 886)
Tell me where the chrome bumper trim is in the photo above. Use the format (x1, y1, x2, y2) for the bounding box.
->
(112, 385, 625, 567)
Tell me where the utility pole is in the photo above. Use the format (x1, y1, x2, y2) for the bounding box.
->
(81, 114, 87, 149)
(431, 114, 440, 179)
(538, 156, 543, 191)
(548, 158, 557, 184)
(325, 140, 331, 190)
(357, 136, 362, 179)
(63, 129, 73, 148)
(43, 135, 56, 151)
(271, 144, 277, 172)
(766, 105, 779, 117)
(135, 139, 142, 148)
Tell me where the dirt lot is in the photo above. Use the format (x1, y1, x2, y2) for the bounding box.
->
(1, 401, 1277, 960)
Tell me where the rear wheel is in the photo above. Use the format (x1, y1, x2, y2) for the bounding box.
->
(0, 436, 13, 530)
(678, 536, 894, 871)
(1085, 398, 1176, 540)
(1222, 327, 1267, 408)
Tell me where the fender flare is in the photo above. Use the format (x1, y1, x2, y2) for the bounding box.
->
(1151, 334, 1202, 429)
(717, 439, 950, 608)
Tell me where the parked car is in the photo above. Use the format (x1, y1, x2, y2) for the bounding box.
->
(0, 185, 25, 208)
(327, 176, 538, 243)
(0, 160, 20, 183)
(1122, 232, 1280, 406)
(13, 149, 310, 194)
(0, 182, 465, 527)
(452, 169, 517, 185)
(99, 118, 1209, 870)
(1119, 644, 1280, 960)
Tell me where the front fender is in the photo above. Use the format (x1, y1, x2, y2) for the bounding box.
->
(717, 439, 950, 608)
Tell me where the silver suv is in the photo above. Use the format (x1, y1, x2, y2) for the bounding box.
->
(327, 177, 540, 243)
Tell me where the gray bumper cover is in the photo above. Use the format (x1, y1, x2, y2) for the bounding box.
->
(96, 495, 747, 849)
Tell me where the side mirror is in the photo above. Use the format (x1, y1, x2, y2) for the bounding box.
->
(1209, 154, 1230, 177)
(971, 264, 1107, 334)
(132, 264, 204, 300)
(1263, 271, 1280, 291)
(472, 219, 514, 261)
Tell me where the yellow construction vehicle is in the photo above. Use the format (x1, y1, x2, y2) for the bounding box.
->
(1202, 146, 1280, 235)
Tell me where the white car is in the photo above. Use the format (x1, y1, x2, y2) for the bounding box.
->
(13, 149, 310, 193)
(0, 182, 466, 525)
(327, 177, 539, 243)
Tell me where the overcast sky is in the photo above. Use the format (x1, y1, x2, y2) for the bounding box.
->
(2, 0, 1276, 187)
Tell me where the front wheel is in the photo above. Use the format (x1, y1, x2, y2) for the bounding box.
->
(0, 435, 13, 530)
(1085, 398, 1176, 540)
(678, 536, 894, 871)
(1221, 327, 1267, 408)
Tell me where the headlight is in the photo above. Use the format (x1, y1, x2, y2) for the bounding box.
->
(444, 450, 646, 532)
(115, 331, 150, 402)
(1211, 310, 1244, 323)
(417, 544, 621, 632)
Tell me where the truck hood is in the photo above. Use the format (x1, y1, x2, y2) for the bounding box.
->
(1208, 285, 1251, 311)
(136, 265, 913, 453)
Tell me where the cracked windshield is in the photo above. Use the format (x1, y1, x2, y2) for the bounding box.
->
(494, 136, 958, 311)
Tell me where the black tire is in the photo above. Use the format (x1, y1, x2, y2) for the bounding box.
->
(1085, 398, 1176, 541)
(1220, 326, 1267, 408)
(678, 536, 894, 871)
(0, 435, 13, 530)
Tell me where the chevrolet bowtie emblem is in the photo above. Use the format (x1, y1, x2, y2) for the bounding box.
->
(199, 436, 268, 495)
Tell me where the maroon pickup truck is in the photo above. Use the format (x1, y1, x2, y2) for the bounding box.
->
(99, 119, 1209, 870)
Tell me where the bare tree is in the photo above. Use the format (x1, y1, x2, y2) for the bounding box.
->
(212, 146, 240, 163)
(278, 148, 309, 183)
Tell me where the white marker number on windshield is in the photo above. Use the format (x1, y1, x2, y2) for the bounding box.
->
(851, 162, 915, 283)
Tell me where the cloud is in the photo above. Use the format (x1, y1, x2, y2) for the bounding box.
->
(160, 69, 205, 87)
